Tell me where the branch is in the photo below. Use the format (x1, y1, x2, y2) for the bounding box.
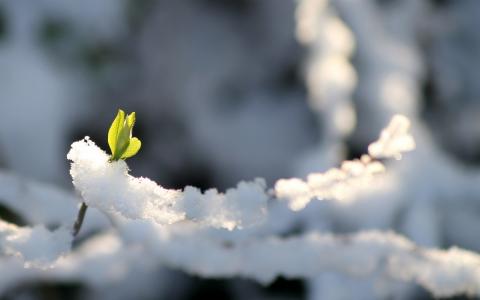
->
(67, 138, 268, 230)
(142, 227, 480, 298)
(275, 115, 415, 210)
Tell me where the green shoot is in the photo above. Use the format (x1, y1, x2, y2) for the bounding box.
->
(73, 109, 142, 238)
(108, 109, 142, 161)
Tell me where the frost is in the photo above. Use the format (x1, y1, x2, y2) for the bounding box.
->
(67, 138, 268, 230)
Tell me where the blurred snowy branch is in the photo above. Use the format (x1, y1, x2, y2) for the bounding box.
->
(2, 216, 480, 298)
(275, 115, 414, 210)
(368, 115, 415, 159)
(149, 228, 480, 298)
(0, 220, 71, 268)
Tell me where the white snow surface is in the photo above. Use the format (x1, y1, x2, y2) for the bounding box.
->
(67, 138, 268, 230)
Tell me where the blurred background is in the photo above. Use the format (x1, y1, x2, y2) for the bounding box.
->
(1, 0, 480, 299)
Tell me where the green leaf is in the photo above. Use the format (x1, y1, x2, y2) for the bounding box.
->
(108, 109, 125, 156)
(113, 127, 131, 160)
(107, 109, 142, 161)
(120, 137, 141, 159)
(126, 112, 136, 130)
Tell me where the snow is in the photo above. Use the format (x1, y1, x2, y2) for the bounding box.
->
(2, 214, 480, 298)
(67, 137, 268, 230)
(1, 0, 480, 298)
(79, 222, 480, 298)
(0, 220, 71, 268)
(368, 115, 416, 160)
(0, 170, 112, 235)
(68, 113, 412, 223)
(275, 115, 414, 210)
(60, 112, 480, 297)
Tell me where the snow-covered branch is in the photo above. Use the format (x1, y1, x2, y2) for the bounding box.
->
(2, 219, 479, 298)
(109, 224, 480, 298)
(368, 114, 416, 160)
(67, 114, 413, 227)
(275, 115, 415, 210)
(0, 111, 475, 299)
(67, 139, 268, 230)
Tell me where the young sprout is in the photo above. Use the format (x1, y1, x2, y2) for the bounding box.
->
(73, 109, 141, 238)
(108, 109, 142, 161)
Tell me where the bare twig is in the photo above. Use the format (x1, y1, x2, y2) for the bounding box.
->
(72, 202, 88, 237)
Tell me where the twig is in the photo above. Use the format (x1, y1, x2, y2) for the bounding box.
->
(72, 202, 88, 237)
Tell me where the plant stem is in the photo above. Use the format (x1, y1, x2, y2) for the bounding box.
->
(72, 202, 88, 237)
